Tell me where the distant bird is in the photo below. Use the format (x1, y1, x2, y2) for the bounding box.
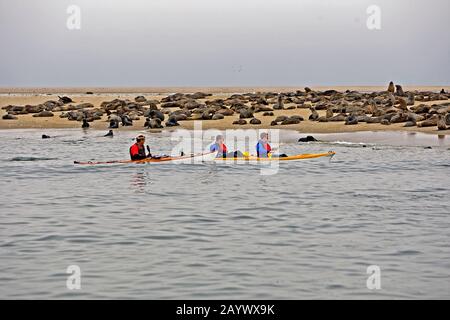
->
(82, 119, 90, 128)
(42, 134, 51, 139)
(104, 130, 114, 137)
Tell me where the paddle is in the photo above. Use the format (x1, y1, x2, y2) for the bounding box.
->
(146, 145, 152, 158)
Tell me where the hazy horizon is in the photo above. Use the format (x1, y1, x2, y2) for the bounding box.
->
(0, 0, 449, 87)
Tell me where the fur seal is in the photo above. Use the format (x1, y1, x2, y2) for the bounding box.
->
(82, 119, 89, 128)
(165, 117, 179, 127)
(104, 130, 113, 137)
(2, 114, 18, 120)
(145, 118, 163, 129)
(239, 108, 253, 119)
(403, 121, 416, 127)
(437, 115, 448, 130)
(147, 109, 165, 122)
(326, 108, 334, 119)
(388, 81, 395, 93)
(274, 115, 288, 123)
(390, 112, 408, 123)
(397, 98, 408, 111)
(58, 96, 73, 104)
(309, 107, 319, 121)
(298, 136, 318, 142)
(135, 96, 147, 103)
(395, 85, 405, 96)
(345, 115, 358, 125)
(417, 118, 438, 127)
(109, 119, 119, 128)
(273, 94, 284, 110)
(33, 111, 54, 117)
(232, 119, 247, 125)
(121, 115, 133, 126)
(407, 93, 415, 106)
(212, 113, 224, 120)
(281, 117, 300, 125)
(387, 93, 396, 106)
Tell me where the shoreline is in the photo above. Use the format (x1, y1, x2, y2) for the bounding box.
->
(1, 86, 449, 95)
(1, 128, 448, 148)
(1, 89, 449, 135)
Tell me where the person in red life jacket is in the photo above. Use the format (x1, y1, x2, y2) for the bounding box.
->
(210, 135, 228, 158)
(130, 135, 152, 160)
(256, 132, 272, 158)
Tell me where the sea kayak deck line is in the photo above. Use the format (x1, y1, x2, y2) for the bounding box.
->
(74, 151, 218, 165)
(214, 151, 336, 162)
(74, 151, 335, 165)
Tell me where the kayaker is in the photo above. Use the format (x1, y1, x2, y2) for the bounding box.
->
(210, 135, 228, 158)
(256, 132, 272, 158)
(129, 135, 152, 160)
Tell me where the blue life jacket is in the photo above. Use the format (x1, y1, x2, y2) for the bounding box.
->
(210, 143, 227, 157)
(256, 140, 271, 158)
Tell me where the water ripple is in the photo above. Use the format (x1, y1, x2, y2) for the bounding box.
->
(0, 129, 449, 299)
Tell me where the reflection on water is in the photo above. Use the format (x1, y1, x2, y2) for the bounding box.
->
(0, 129, 449, 299)
(131, 170, 151, 193)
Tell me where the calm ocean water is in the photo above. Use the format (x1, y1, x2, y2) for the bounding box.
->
(0, 129, 449, 299)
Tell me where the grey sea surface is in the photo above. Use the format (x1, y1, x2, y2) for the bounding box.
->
(0, 129, 449, 299)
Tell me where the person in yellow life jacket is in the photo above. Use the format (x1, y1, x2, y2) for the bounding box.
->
(129, 135, 152, 160)
(210, 135, 228, 158)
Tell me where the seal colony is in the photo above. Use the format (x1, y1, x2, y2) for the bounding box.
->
(1, 83, 449, 133)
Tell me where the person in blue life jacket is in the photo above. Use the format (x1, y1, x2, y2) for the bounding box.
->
(256, 132, 272, 158)
(256, 132, 287, 158)
(210, 135, 228, 158)
(210, 135, 245, 158)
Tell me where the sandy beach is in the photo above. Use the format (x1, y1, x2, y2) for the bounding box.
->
(1, 86, 449, 134)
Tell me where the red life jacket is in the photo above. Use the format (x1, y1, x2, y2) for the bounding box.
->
(220, 143, 228, 153)
(210, 142, 228, 157)
(129, 143, 146, 160)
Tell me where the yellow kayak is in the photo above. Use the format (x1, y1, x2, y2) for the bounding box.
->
(214, 151, 335, 162)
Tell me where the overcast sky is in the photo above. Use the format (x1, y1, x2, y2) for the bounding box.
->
(0, 0, 448, 87)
